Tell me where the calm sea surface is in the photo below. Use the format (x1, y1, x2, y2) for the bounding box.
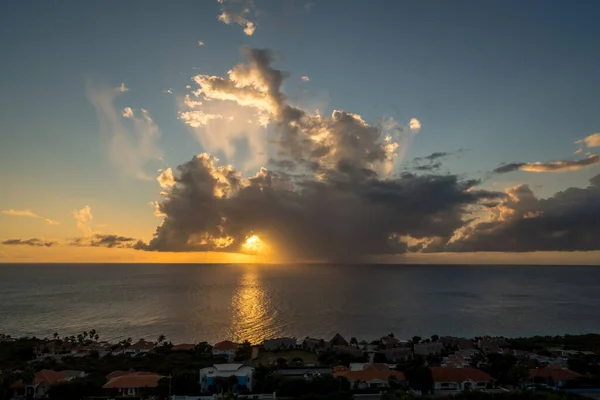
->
(1, 264, 599, 344)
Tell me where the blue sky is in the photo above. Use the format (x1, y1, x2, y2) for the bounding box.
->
(2, 0, 600, 262)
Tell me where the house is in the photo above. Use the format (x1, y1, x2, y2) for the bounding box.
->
(477, 337, 508, 351)
(379, 347, 412, 362)
(302, 337, 328, 351)
(16, 369, 86, 398)
(199, 364, 254, 393)
(173, 343, 197, 351)
(103, 372, 164, 397)
(263, 337, 297, 351)
(349, 363, 397, 371)
(330, 333, 349, 347)
(414, 342, 444, 356)
(529, 366, 582, 387)
(429, 367, 493, 392)
(335, 363, 405, 389)
(332, 345, 363, 357)
(272, 368, 333, 379)
(112, 340, 155, 356)
(381, 336, 399, 348)
(212, 340, 240, 357)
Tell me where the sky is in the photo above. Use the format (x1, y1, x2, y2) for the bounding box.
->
(2, 0, 600, 264)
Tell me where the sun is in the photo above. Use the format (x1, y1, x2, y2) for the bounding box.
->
(242, 235, 266, 253)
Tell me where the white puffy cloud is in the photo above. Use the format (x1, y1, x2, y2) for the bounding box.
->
(301, 75, 310, 82)
(122, 107, 134, 118)
(73, 205, 93, 236)
(217, 0, 256, 36)
(198, 41, 205, 47)
(409, 118, 422, 133)
(576, 133, 600, 148)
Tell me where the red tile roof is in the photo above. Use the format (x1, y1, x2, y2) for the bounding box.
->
(103, 373, 164, 389)
(363, 363, 390, 372)
(333, 365, 349, 372)
(34, 370, 71, 387)
(213, 340, 239, 350)
(429, 367, 493, 383)
(529, 367, 582, 381)
(129, 340, 155, 350)
(106, 371, 133, 379)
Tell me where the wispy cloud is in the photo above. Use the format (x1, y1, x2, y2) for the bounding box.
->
(1, 209, 59, 225)
(1, 238, 59, 247)
(70, 234, 144, 249)
(301, 75, 310, 82)
(217, 0, 257, 36)
(493, 154, 600, 174)
(87, 82, 162, 180)
(198, 41, 205, 47)
(163, 89, 173, 95)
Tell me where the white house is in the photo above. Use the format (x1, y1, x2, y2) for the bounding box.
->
(430, 367, 493, 392)
(200, 364, 254, 393)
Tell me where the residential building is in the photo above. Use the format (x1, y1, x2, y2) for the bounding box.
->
(199, 364, 254, 393)
(302, 337, 327, 351)
(381, 336, 399, 348)
(440, 337, 474, 350)
(272, 368, 333, 379)
(173, 343, 197, 351)
(335, 363, 405, 389)
(349, 363, 396, 372)
(212, 341, 240, 357)
(263, 337, 297, 351)
(330, 333, 349, 347)
(332, 345, 363, 357)
(477, 337, 508, 351)
(529, 366, 582, 387)
(379, 347, 412, 362)
(14, 369, 86, 398)
(112, 340, 155, 356)
(103, 372, 164, 397)
(414, 342, 444, 356)
(429, 367, 493, 392)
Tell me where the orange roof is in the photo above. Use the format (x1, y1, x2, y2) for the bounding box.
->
(429, 367, 493, 382)
(213, 340, 239, 350)
(106, 371, 133, 379)
(103, 374, 164, 389)
(333, 365, 349, 372)
(363, 363, 390, 372)
(530, 367, 582, 381)
(336, 370, 405, 382)
(35, 370, 71, 387)
(173, 343, 196, 351)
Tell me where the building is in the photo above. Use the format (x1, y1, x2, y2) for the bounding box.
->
(272, 368, 333, 379)
(13, 369, 86, 399)
(302, 337, 328, 351)
(112, 340, 155, 356)
(529, 366, 582, 387)
(330, 333, 349, 347)
(335, 363, 405, 389)
(263, 337, 297, 351)
(430, 367, 493, 392)
(200, 364, 254, 393)
(212, 341, 240, 357)
(414, 342, 444, 356)
(332, 345, 363, 357)
(379, 347, 412, 362)
(173, 343, 197, 351)
(103, 372, 164, 397)
(381, 336, 399, 348)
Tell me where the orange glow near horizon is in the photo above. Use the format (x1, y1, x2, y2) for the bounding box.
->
(242, 235, 266, 254)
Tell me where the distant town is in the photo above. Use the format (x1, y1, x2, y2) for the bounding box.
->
(1, 331, 599, 400)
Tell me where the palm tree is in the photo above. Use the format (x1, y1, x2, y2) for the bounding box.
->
(82, 331, 88, 340)
(0, 369, 16, 400)
(94, 333, 99, 342)
(350, 337, 358, 346)
(89, 329, 97, 341)
(76, 334, 84, 344)
(157, 335, 166, 345)
(52, 332, 59, 341)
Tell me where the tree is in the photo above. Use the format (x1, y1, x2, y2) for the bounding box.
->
(276, 357, 288, 369)
(404, 366, 433, 393)
(431, 335, 439, 342)
(507, 364, 529, 386)
(1, 369, 16, 400)
(411, 336, 422, 344)
(157, 335, 166, 345)
(52, 332, 59, 340)
(89, 330, 97, 341)
(350, 337, 358, 346)
(76, 334, 84, 345)
(389, 333, 395, 338)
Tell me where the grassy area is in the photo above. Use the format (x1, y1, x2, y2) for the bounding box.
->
(253, 349, 319, 367)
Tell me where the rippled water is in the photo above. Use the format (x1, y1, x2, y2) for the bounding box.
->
(1, 263, 599, 343)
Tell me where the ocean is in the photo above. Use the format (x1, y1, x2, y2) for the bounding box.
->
(1, 263, 599, 344)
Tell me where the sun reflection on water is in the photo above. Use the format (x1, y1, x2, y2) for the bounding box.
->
(229, 268, 278, 344)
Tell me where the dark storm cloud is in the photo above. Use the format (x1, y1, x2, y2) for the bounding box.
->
(70, 234, 144, 249)
(493, 155, 600, 174)
(1, 238, 58, 247)
(444, 174, 600, 252)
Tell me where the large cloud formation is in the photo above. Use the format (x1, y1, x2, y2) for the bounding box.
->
(444, 174, 600, 252)
(145, 48, 499, 260)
